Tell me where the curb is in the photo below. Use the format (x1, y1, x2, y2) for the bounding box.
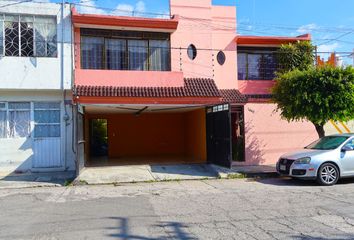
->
(209, 164, 279, 179)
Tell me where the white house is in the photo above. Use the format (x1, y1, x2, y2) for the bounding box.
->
(0, 1, 75, 174)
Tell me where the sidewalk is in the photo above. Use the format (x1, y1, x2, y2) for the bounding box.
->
(0, 171, 76, 189)
(0, 164, 278, 189)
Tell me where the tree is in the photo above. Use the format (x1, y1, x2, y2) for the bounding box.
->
(272, 66, 354, 138)
(277, 40, 315, 73)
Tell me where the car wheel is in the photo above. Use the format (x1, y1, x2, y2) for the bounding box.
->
(316, 163, 339, 186)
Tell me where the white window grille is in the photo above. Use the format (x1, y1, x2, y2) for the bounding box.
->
(1, 14, 57, 57)
(8, 102, 31, 138)
(0, 102, 61, 139)
(34, 102, 61, 138)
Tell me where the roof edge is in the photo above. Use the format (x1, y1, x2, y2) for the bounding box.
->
(72, 7, 179, 31)
(235, 34, 311, 45)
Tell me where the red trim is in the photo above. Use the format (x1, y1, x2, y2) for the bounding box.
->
(235, 34, 311, 45)
(72, 8, 179, 30)
(75, 96, 221, 105)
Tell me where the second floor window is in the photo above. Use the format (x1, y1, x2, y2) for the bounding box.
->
(81, 29, 171, 71)
(237, 47, 278, 80)
(0, 14, 57, 57)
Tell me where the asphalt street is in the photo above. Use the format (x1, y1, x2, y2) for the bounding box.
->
(1, 177, 354, 239)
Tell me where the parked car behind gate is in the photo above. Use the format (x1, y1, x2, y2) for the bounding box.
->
(277, 134, 354, 186)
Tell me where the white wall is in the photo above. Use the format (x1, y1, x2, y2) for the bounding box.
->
(0, 1, 72, 90)
(0, 91, 75, 174)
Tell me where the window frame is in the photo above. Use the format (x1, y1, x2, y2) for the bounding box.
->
(80, 28, 171, 71)
(0, 13, 57, 58)
(33, 102, 61, 138)
(0, 101, 61, 139)
(7, 102, 31, 139)
(237, 47, 278, 81)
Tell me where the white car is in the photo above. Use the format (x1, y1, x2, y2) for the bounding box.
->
(277, 134, 354, 186)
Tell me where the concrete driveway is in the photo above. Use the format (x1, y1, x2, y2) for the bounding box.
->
(77, 164, 219, 184)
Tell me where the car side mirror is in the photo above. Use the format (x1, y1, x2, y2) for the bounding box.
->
(342, 145, 353, 152)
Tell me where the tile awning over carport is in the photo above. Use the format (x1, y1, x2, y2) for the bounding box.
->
(74, 78, 248, 105)
(220, 89, 248, 104)
(75, 78, 221, 98)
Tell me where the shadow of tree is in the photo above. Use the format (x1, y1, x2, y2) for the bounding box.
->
(244, 120, 267, 165)
(107, 217, 196, 240)
(257, 176, 354, 187)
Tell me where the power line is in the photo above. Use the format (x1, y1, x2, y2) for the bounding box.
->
(238, 22, 354, 33)
(318, 30, 354, 45)
(73, 2, 171, 18)
(2, 1, 353, 50)
(0, 0, 32, 9)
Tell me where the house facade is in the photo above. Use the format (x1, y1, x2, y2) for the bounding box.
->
(71, 0, 320, 172)
(71, 0, 251, 173)
(235, 35, 318, 165)
(0, 1, 75, 174)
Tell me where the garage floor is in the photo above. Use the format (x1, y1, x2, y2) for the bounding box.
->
(77, 164, 218, 184)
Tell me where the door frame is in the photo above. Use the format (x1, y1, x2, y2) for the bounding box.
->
(31, 101, 64, 171)
(206, 103, 232, 168)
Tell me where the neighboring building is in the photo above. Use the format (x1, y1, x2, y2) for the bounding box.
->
(235, 35, 318, 165)
(317, 52, 338, 67)
(0, 1, 75, 174)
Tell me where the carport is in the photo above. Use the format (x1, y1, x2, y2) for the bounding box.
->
(73, 79, 247, 177)
(83, 104, 208, 167)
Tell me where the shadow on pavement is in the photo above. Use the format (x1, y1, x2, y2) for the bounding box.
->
(0, 171, 75, 187)
(255, 176, 354, 187)
(107, 217, 196, 239)
(292, 235, 354, 240)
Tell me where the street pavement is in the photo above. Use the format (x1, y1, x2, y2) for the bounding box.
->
(1, 177, 354, 239)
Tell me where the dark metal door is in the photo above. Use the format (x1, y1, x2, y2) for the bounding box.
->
(75, 105, 85, 176)
(206, 104, 232, 168)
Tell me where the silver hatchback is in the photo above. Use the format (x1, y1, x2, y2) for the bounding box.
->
(277, 134, 354, 185)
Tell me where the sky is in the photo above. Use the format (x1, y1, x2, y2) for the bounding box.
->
(59, 0, 354, 64)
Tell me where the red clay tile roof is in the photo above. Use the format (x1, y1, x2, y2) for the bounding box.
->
(75, 78, 221, 98)
(220, 89, 248, 103)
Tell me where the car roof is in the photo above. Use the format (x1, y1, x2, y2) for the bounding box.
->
(327, 133, 354, 137)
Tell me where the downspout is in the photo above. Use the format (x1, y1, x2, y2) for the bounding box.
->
(70, 3, 76, 156)
(61, 0, 69, 171)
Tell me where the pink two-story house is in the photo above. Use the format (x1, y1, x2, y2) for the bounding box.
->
(71, 0, 317, 174)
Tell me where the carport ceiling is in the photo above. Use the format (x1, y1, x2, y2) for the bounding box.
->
(84, 104, 205, 114)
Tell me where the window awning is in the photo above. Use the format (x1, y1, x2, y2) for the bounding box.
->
(74, 78, 248, 105)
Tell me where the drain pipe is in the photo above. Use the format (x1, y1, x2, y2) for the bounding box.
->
(61, 0, 69, 171)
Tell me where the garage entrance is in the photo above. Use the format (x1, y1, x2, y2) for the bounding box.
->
(84, 105, 208, 167)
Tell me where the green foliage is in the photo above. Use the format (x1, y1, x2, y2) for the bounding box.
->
(272, 66, 354, 127)
(277, 41, 315, 73)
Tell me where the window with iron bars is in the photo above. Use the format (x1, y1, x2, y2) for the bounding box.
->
(0, 102, 61, 139)
(80, 29, 171, 71)
(237, 47, 279, 80)
(0, 14, 57, 57)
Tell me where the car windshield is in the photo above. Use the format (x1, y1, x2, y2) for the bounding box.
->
(305, 136, 349, 150)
